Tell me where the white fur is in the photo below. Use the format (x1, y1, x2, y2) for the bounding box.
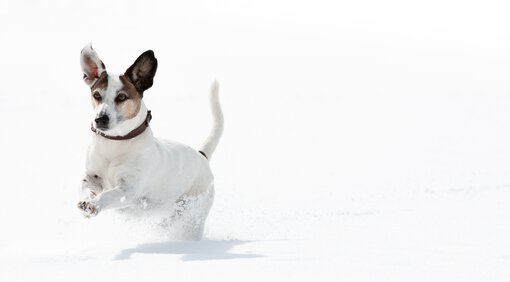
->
(78, 46, 223, 240)
(200, 80, 223, 160)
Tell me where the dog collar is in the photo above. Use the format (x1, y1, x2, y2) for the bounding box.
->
(91, 110, 152, 141)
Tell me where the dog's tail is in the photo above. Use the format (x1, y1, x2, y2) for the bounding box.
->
(199, 80, 223, 160)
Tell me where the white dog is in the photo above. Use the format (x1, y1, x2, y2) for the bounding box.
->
(77, 44, 223, 239)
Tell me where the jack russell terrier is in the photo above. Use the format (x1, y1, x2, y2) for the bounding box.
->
(77, 44, 223, 239)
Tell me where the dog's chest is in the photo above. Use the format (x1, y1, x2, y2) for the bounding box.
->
(86, 138, 150, 190)
(86, 154, 133, 191)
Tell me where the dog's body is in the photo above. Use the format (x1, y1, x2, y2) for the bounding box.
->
(77, 45, 223, 239)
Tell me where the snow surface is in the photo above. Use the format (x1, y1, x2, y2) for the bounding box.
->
(1, 0, 510, 281)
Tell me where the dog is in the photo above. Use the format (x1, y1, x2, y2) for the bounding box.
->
(77, 44, 223, 240)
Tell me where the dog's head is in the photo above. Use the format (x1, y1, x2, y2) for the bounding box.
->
(80, 44, 157, 134)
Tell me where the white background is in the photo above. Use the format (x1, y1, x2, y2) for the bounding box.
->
(1, 0, 510, 281)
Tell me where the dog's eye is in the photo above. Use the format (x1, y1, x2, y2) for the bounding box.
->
(116, 93, 128, 102)
(92, 92, 102, 101)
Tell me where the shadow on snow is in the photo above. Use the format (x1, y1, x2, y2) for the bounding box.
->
(114, 240, 263, 261)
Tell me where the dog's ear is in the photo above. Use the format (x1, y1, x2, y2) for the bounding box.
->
(124, 50, 158, 95)
(80, 44, 106, 87)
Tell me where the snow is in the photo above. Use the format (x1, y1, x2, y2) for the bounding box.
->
(1, 0, 510, 281)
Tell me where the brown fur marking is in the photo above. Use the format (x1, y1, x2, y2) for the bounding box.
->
(118, 75, 142, 119)
(90, 72, 108, 108)
(91, 72, 108, 91)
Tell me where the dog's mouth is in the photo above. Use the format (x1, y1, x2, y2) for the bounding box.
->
(94, 124, 109, 131)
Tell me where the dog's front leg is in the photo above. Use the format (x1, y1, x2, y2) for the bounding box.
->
(79, 174, 103, 200)
(78, 174, 103, 217)
(78, 180, 139, 217)
(94, 184, 138, 212)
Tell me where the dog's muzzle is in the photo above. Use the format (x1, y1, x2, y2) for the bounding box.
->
(94, 115, 110, 130)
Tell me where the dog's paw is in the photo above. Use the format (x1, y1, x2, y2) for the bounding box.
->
(77, 201, 99, 217)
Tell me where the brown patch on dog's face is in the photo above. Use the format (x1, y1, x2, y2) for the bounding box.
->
(90, 72, 109, 109)
(117, 75, 142, 120)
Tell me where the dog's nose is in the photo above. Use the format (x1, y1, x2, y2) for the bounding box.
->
(94, 115, 110, 128)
